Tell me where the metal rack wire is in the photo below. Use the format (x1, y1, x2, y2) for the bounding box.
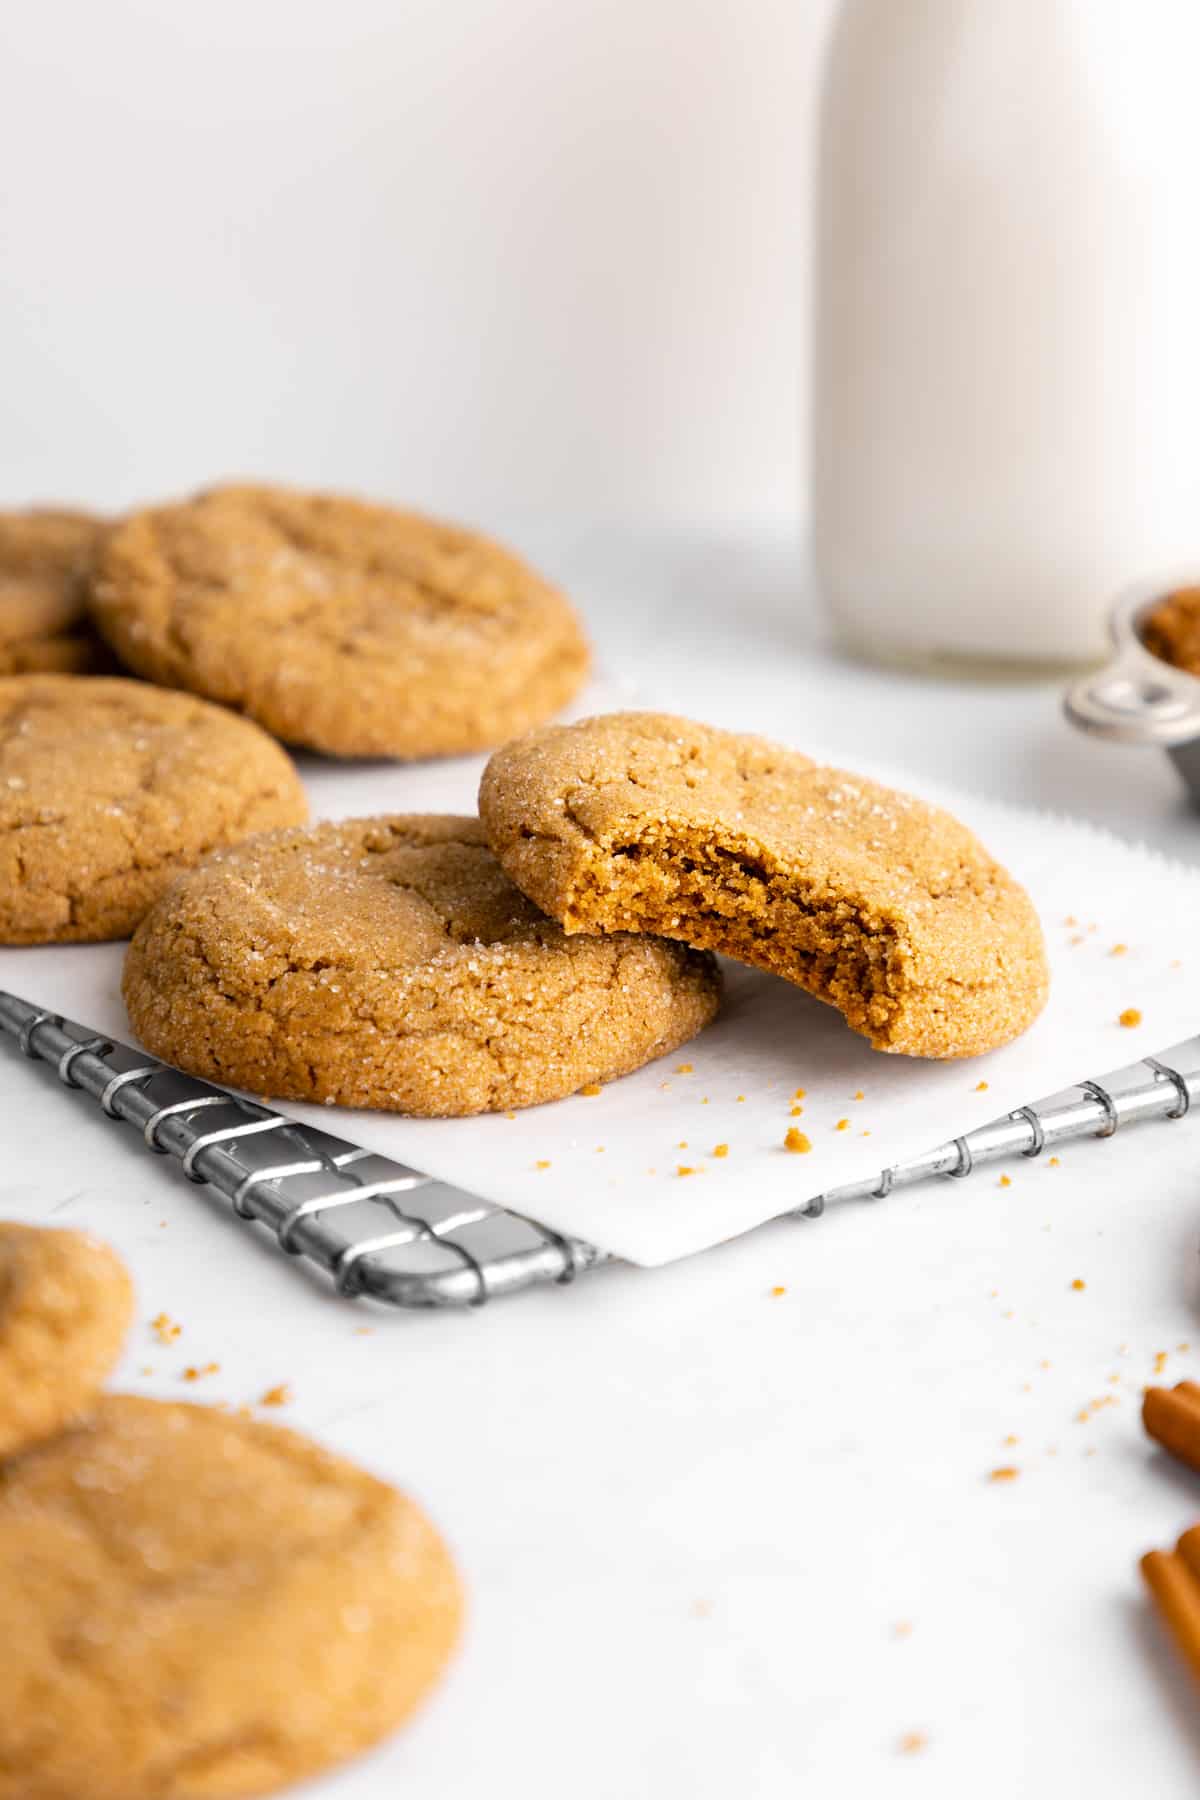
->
(1, 987, 1196, 1307)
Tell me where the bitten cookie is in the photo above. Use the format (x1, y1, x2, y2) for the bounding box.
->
(88, 483, 591, 758)
(0, 1395, 462, 1799)
(0, 675, 308, 943)
(0, 508, 113, 675)
(123, 814, 721, 1114)
(479, 712, 1049, 1059)
(0, 1224, 133, 1458)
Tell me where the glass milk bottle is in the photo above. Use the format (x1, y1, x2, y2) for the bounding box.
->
(813, 0, 1200, 671)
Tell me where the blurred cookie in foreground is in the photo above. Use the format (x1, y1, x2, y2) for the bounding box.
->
(0, 507, 114, 674)
(1142, 586, 1200, 677)
(0, 675, 308, 943)
(0, 1223, 133, 1458)
(480, 710, 1049, 1059)
(0, 1394, 462, 1799)
(123, 814, 720, 1114)
(89, 483, 590, 758)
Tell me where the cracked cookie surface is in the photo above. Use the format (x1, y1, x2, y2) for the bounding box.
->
(123, 814, 721, 1115)
(0, 508, 113, 675)
(88, 483, 591, 758)
(0, 675, 308, 943)
(0, 1224, 133, 1459)
(0, 1393, 462, 1799)
(479, 712, 1049, 1059)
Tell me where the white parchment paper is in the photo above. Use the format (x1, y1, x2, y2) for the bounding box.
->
(1, 688, 1196, 1265)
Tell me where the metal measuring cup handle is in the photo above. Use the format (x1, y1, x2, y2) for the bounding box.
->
(1064, 582, 1200, 747)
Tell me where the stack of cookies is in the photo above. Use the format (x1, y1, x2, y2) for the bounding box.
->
(0, 481, 1049, 1123)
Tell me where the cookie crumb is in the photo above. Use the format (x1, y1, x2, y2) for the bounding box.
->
(835, 1118, 850, 1132)
(182, 1362, 219, 1382)
(1110, 943, 1128, 957)
(676, 1165, 700, 1177)
(1003, 1434, 1019, 1446)
(1118, 1007, 1142, 1028)
(1071, 1278, 1086, 1292)
(579, 1082, 602, 1097)
(712, 1144, 729, 1158)
(676, 1141, 688, 1150)
(893, 1620, 913, 1639)
(534, 1160, 551, 1170)
(989, 1466, 1019, 1482)
(789, 1104, 804, 1117)
(150, 1312, 181, 1345)
(1047, 1155, 1060, 1167)
(259, 1384, 291, 1407)
(735, 1094, 746, 1103)
(784, 1128, 812, 1154)
(898, 1732, 928, 1755)
(975, 1080, 989, 1092)
(793, 1087, 806, 1100)
(674, 1062, 693, 1074)
(1153, 1350, 1169, 1374)
(769, 1285, 786, 1298)
(853, 1089, 864, 1101)
(998, 1174, 1012, 1188)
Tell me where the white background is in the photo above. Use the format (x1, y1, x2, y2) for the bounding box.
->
(0, 0, 837, 528)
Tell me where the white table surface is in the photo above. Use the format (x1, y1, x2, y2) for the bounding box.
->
(4, 524, 1200, 1798)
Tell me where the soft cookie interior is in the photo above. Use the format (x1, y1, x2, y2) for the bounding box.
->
(479, 713, 1049, 1059)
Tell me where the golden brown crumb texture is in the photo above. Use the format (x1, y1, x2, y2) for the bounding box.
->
(478, 711, 1049, 1059)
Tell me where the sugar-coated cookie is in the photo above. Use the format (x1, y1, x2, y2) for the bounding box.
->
(89, 483, 590, 758)
(0, 1395, 462, 1799)
(0, 1223, 133, 1458)
(123, 814, 721, 1114)
(479, 711, 1049, 1058)
(0, 675, 308, 943)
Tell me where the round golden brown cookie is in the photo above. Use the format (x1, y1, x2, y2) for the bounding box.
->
(0, 675, 308, 943)
(0, 1224, 133, 1458)
(0, 508, 114, 676)
(0, 1394, 462, 1799)
(123, 814, 721, 1115)
(479, 711, 1050, 1059)
(88, 483, 591, 758)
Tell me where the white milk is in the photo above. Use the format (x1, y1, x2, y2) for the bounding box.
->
(812, 0, 1200, 670)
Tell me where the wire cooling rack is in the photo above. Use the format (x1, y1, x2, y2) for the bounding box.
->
(1, 987, 1197, 1308)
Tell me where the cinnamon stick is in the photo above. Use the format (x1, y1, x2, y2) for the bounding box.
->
(1143, 1382, 1200, 1474)
(1141, 1548, 1200, 1684)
